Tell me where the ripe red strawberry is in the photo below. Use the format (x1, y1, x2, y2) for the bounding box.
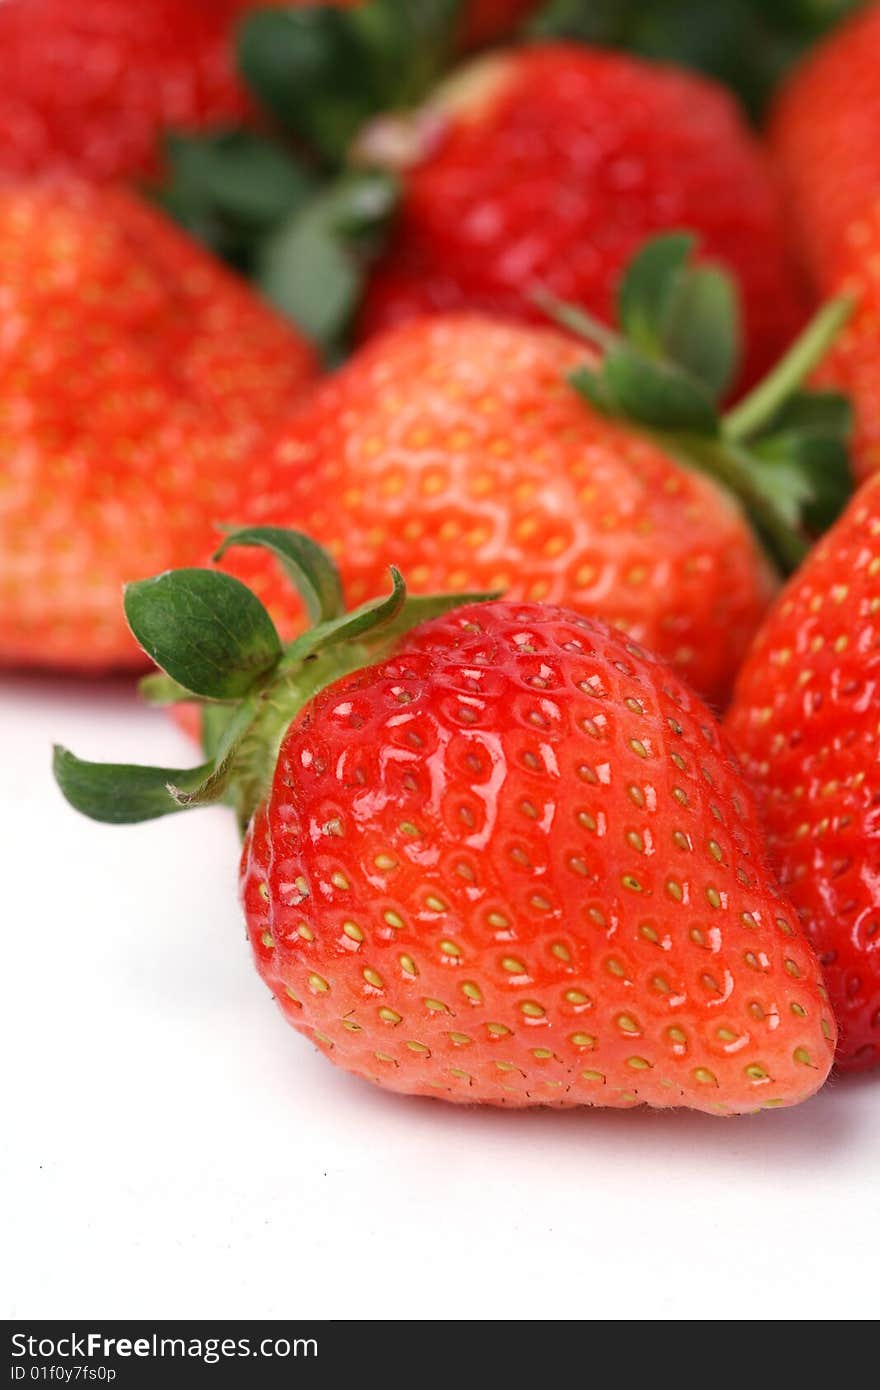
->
(355, 45, 809, 391)
(55, 533, 837, 1113)
(0, 0, 285, 182)
(812, 198, 880, 480)
(769, 1, 880, 289)
(0, 179, 317, 671)
(212, 272, 852, 712)
(726, 475, 880, 1072)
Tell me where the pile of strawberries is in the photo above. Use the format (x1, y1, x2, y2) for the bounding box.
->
(2, 0, 876, 1114)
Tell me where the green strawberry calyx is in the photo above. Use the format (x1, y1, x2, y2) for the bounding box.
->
(54, 529, 496, 833)
(540, 232, 854, 575)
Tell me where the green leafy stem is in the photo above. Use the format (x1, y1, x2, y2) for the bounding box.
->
(54, 529, 496, 833)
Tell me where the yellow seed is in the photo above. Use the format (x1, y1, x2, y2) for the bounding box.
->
(374, 853, 397, 870)
(406, 1041, 430, 1055)
(606, 958, 626, 978)
(564, 989, 590, 1006)
(488, 911, 510, 929)
(639, 923, 659, 943)
(297, 924, 314, 941)
(581, 1069, 605, 1083)
(379, 1007, 402, 1025)
(343, 921, 364, 943)
(261, 931, 275, 949)
(621, 873, 642, 892)
(745, 1064, 769, 1081)
(793, 1047, 815, 1068)
(448, 1031, 472, 1046)
(308, 973, 329, 994)
(627, 1056, 652, 1070)
(502, 956, 526, 973)
(666, 879, 683, 902)
(570, 1032, 596, 1048)
(486, 1022, 510, 1037)
(330, 871, 350, 890)
(426, 895, 447, 912)
(424, 997, 449, 1013)
(398, 953, 418, 975)
(706, 887, 722, 909)
(383, 910, 405, 930)
(784, 959, 801, 978)
(341, 1019, 361, 1033)
(363, 968, 384, 989)
(790, 1001, 806, 1018)
(667, 1027, 687, 1045)
(693, 1067, 718, 1086)
(532, 1048, 554, 1060)
(449, 1068, 471, 1081)
(551, 942, 571, 962)
(462, 982, 483, 1003)
(520, 1001, 546, 1018)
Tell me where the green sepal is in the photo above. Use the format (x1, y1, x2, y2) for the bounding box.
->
(601, 345, 720, 435)
(154, 129, 315, 267)
(238, 8, 379, 165)
(53, 746, 217, 825)
(288, 567, 408, 663)
(138, 672, 203, 707)
(617, 232, 695, 356)
(214, 526, 345, 625)
(660, 265, 739, 401)
(55, 528, 500, 832)
(124, 570, 282, 701)
(615, 231, 739, 400)
(257, 172, 398, 353)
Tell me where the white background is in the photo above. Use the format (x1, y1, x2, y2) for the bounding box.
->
(3, 672, 878, 1321)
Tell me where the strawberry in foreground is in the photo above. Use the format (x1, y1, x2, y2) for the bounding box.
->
(0, 179, 316, 671)
(55, 530, 836, 1114)
(726, 476, 880, 1072)
(769, 1, 880, 289)
(215, 235, 853, 712)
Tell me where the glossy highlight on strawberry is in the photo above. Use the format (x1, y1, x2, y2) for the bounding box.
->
(726, 476, 880, 1071)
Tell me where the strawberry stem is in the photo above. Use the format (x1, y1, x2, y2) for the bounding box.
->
(723, 296, 854, 442)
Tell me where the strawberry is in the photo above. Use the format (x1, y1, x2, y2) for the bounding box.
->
(352, 44, 809, 391)
(0, 0, 286, 182)
(725, 475, 880, 1072)
(769, 1, 880, 289)
(812, 198, 880, 481)
(54, 530, 836, 1113)
(212, 237, 853, 711)
(0, 179, 317, 671)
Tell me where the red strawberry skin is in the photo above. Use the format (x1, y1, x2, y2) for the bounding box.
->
(220, 315, 776, 710)
(813, 198, 880, 480)
(357, 45, 809, 391)
(0, 0, 281, 182)
(241, 602, 835, 1112)
(725, 476, 880, 1071)
(0, 180, 316, 671)
(769, 1, 880, 288)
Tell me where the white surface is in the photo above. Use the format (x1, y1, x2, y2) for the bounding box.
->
(2, 671, 878, 1322)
